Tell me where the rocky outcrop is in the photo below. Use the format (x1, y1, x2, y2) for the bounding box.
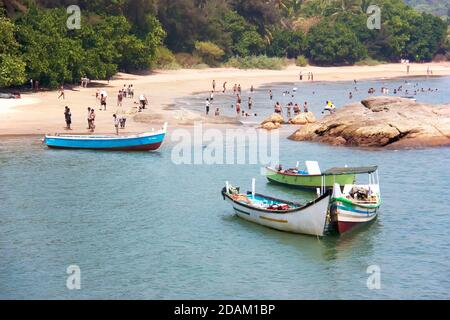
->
(289, 112, 317, 125)
(260, 113, 285, 130)
(261, 122, 282, 130)
(262, 113, 285, 125)
(289, 97, 450, 148)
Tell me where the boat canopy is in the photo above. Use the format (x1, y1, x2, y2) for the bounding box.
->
(323, 166, 378, 175)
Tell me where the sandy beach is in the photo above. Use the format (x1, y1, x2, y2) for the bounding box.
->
(1, 62, 449, 136)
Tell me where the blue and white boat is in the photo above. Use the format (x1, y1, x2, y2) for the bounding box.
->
(222, 180, 331, 236)
(44, 123, 167, 151)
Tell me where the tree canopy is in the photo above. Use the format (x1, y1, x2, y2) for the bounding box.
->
(0, 0, 448, 88)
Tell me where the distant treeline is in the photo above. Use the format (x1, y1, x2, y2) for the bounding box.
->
(404, 0, 450, 18)
(0, 0, 448, 88)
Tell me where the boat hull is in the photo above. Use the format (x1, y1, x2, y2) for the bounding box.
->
(330, 199, 379, 234)
(266, 168, 355, 189)
(45, 132, 166, 151)
(223, 192, 331, 236)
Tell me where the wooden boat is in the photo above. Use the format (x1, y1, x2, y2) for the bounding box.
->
(329, 166, 381, 234)
(265, 161, 356, 190)
(221, 181, 331, 236)
(44, 123, 167, 151)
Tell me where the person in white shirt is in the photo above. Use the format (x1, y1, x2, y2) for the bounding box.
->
(113, 114, 120, 135)
(139, 94, 148, 111)
(205, 99, 210, 115)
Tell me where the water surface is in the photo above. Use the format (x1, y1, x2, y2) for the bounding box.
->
(1, 77, 449, 299)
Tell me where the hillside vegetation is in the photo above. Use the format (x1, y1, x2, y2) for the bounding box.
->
(0, 0, 448, 88)
(404, 0, 450, 18)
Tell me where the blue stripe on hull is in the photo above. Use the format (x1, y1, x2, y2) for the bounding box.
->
(234, 207, 251, 215)
(45, 133, 165, 150)
(336, 205, 377, 215)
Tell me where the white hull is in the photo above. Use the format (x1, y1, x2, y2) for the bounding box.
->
(332, 201, 379, 223)
(224, 194, 331, 236)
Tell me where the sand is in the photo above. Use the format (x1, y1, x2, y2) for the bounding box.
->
(1, 62, 449, 136)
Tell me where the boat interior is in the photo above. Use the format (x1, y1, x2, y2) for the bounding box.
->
(337, 184, 380, 204)
(226, 186, 301, 211)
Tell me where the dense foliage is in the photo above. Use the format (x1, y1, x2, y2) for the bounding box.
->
(0, 0, 448, 88)
(404, 0, 450, 18)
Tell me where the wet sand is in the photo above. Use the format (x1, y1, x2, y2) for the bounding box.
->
(1, 62, 449, 136)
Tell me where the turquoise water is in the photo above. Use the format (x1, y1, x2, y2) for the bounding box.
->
(178, 76, 450, 122)
(1, 77, 450, 299)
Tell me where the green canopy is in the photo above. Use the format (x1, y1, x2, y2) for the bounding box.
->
(323, 166, 378, 175)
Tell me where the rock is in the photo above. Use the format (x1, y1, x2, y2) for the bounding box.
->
(260, 122, 281, 130)
(305, 112, 317, 123)
(290, 112, 317, 125)
(262, 113, 285, 125)
(289, 97, 450, 148)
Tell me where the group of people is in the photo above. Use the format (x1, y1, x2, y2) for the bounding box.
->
(206, 80, 258, 118)
(63, 106, 126, 134)
(299, 71, 314, 81)
(30, 79, 40, 92)
(274, 101, 309, 118)
(117, 85, 134, 108)
(80, 77, 90, 88)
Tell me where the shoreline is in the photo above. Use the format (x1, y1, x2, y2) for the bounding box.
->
(1, 62, 450, 137)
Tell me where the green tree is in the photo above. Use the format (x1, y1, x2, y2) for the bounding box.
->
(0, 17, 26, 87)
(307, 21, 367, 65)
(194, 41, 225, 66)
(267, 28, 306, 58)
(406, 12, 447, 61)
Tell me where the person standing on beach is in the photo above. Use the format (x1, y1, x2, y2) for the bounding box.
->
(223, 82, 227, 93)
(299, 71, 303, 81)
(113, 114, 120, 135)
(123, 85, 127, 98)
(407, 64, 410, 74)
(303, 101, 309, 113)
(248, 97, 253, 110)
(250, 85, 254, 93)
(30, 79, 34, 90)
(139, 94, 148, 111)
(64, 106, 72, 130)
(87, 107, 92, 129)
(58, 86, 65, 99)
(311, 73, 314, 81)
(212, 80, 216, 92)
(89, 109, 96, 132)
(210, 90, 214, 101)
(238, 84, 242, 94)
(205, 98, 210, 115)
(117, 91, 123, 107)
(129, 85, 134, 98)
(269, 90, 273, 100)
(100, 94, 107, 111)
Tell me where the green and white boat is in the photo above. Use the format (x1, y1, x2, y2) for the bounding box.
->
(265, 161, 363, 190)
